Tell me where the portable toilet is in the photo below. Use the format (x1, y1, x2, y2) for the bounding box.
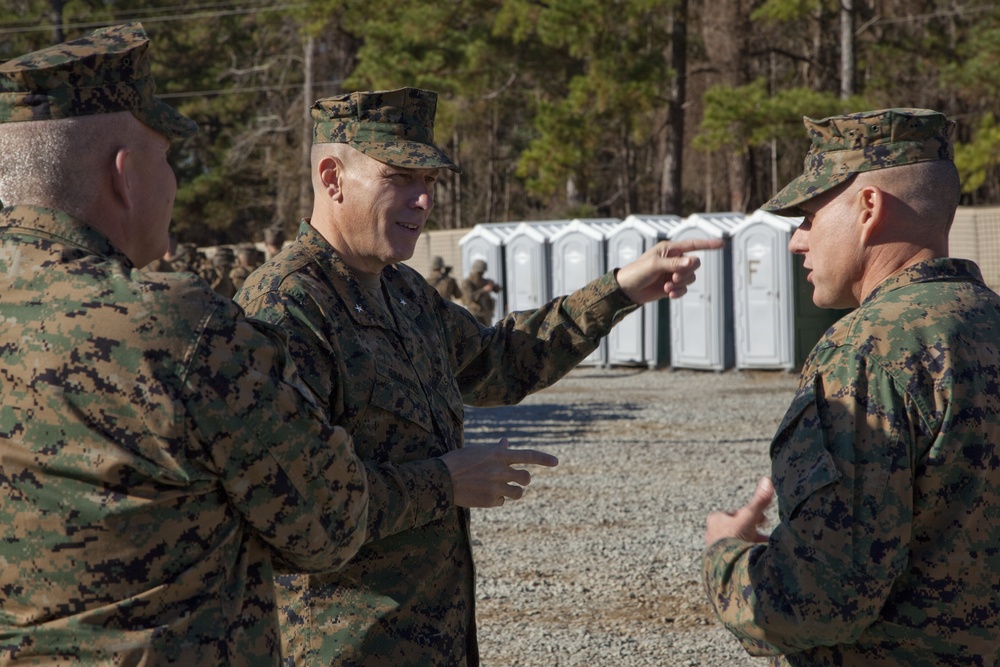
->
(731, 210, 796, 370)
(458, 222, 520, 323)
(669, 212, 743, 371)
(503, 221, 569, 313)
(731, 209, 854, 370)
(606, 215, 684, 367)
(550, 218, 620, 366)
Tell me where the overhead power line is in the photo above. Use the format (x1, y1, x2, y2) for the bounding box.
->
(0, 2, 310, 36)
(158, 79, 343, 99)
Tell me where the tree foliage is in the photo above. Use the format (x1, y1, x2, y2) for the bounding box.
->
(3, 0, 1000, 241)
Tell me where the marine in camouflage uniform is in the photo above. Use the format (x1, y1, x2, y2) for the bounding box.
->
(460, 259, 498, 326)
(702, 109, 1000, 665)
(170, 242, 203, 274)
(0, 23, 368, 666)
(230, 245, 263, 291)
(236, 88, 720, 666)
(209, 246, 237, 299)
(427, 255, 462, 302)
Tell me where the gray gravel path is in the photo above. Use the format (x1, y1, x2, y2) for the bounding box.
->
(466, 367, 799, 666)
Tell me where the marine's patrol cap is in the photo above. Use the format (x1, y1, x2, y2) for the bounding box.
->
(311, 87, 459, 173)
(764, 108, 954, 216)
(0, 22, 197, 139)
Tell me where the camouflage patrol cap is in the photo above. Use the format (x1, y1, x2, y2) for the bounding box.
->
(764, 108, 954, 216)
(311, 87, 460, 173)
(0, 22, 197, 139)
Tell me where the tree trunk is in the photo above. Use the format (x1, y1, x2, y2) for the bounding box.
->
(661, 0, 688, 215)
(840, 0, 855, 98)
(49, 0, 64, 44)
(300, 35, 314, 220)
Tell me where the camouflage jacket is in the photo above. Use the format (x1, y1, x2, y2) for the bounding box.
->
(460, 272, 495, 321)
(235, 220, 637, 667)
(703, 258, 1000, 666)
(428, 269, 462, 302)
(0, 206, 368, 666)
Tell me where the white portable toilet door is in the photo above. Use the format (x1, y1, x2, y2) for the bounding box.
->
(607, 229, 645, 363)
(505, 235, 544, 311)
(740, 225, 790, 366)
(671, 232, 716, 368)
(553, 232, 604, 365)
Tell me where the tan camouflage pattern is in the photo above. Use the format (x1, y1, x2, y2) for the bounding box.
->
(428, 268, 462, 302)
(0, 22, 197, 139)
(311, 88, 459, 172)
(236, 220, 638, 666)
(0, 205, 368, 665)
(764, 108, 954, 216)
(460, 270, 496, 326)
(703, 258, 1000, 665)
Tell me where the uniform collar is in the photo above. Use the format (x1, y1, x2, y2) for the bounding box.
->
(0, 204, 134, 267)
(863, 257, 985, 306)
(295, 219, 419, 329)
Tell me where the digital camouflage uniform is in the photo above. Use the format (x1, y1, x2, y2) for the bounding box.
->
(428, 258, 462, 303)
(236, 224, 637, 667)
(704, 258, 1000, 665)
(428, 268, 462, 301)
(0, 24, 369, 666)
(704, 109, 1000, 664)
(460, 266, 495, 327)
(238, 88, 638, 666)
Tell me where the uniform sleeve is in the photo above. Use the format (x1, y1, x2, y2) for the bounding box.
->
(452, 270, 638, 405)
(702, 344, 915, 656)
(238, 289, 453, 545)
(181, 301, 369, 573)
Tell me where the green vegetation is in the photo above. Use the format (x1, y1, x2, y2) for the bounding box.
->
(3, 0, 998, 243)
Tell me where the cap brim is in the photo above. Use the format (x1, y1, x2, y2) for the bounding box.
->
(762, 169, 855, 217)
(134, 98, 198, 139)
(354, 140, 461, 173)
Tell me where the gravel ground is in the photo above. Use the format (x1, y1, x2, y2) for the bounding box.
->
(466, 366, 801, 667)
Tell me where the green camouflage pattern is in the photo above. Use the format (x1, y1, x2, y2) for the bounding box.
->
(0, 22, 196, 138)
(311, 88, 459, 172)
(764, 108, 954, 216)
(0, 205, 368, 665)
(703, 258, 1000, 665)
(235, 220, 637, 666)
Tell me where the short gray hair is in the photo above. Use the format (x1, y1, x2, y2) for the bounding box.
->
(0, 113, 130, 219)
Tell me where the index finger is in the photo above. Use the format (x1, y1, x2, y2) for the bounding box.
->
(503, 448, 559, 468)
(664, 237, 725, 255)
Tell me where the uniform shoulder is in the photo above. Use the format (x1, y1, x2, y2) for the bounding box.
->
(236, 246, 324, 301)
(133, 268, 240, 333)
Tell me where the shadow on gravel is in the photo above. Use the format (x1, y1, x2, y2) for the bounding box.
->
(464, 402, 641, 447)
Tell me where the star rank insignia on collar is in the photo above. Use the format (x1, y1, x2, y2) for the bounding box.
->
(354, 304, 363, 313)
(399, 298, 407, 306)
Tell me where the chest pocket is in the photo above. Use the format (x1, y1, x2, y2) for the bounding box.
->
(369, 362, 433, 433)
(359, 289, 466, 458)
(771, 375, 841, 521)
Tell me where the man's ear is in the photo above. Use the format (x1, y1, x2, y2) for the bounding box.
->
(111, 147, 133, 210)
(318, 155, 344, 203)
(857, 184, 885, 244)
